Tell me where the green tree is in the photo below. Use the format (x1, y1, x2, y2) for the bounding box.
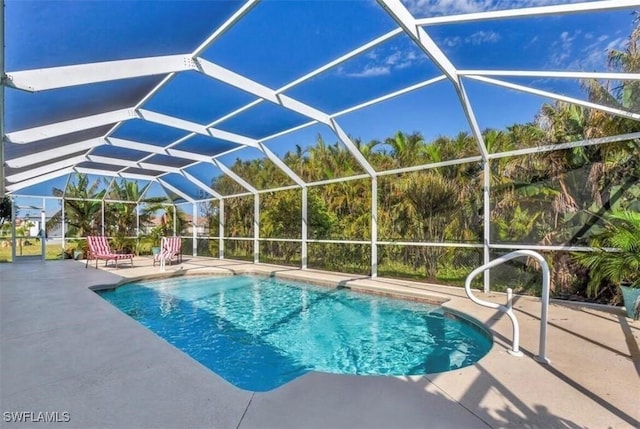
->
(0, 197, 11, 228)
(399, 171, 460, 279)
(574, 210, 640, 298)
(50, 174, 105, 237)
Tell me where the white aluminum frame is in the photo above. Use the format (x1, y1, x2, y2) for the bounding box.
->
(3, 0, 639, 285)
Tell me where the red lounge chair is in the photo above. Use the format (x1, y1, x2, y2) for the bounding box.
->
(154, 236, 182, 269)
(85, 236, 134, 269)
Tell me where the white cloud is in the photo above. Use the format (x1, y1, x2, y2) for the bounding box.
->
(442, 35, 462, 47)
(575, 36, 625, 70)
(605, 37, 625, 51)
(344, 65, 391, 78)
(550, 30, 581, 67)
(402, 0, 491, 15)
(438, 31, 499, 49)
(466, 30, 501, 45)
(401, 0, 585, 16)
(341, 46, 426, 78)
(385, 51, 403, 65)
(549, 31, 626, 71)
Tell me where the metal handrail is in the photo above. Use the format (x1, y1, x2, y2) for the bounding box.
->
(465, 250, 551, 364)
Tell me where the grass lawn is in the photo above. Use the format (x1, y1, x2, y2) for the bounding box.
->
(0, 242, 66, 262)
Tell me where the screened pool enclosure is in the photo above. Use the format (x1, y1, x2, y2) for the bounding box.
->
(2, 0, 639, 298)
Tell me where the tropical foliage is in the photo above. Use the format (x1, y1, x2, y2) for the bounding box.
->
(574, 210, 640, 298)
(0, 196, 12, 227)
(48, 175, 184, 253)
(27, 16, 639, 304)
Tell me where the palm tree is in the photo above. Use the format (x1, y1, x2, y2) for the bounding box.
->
(284, 144, 312, 180)
(0, 197, 11, 228)
(49, 174, 105, 237)
(574, 210, 640, 302)
(398, 171, 460, 279)
(583, 12, 640, 134)
(105, 179, 170, 239)
(384, 131, 426, 168)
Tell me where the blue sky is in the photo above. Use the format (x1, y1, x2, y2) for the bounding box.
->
(5, 0, 636, 200)
(226, 0, 631, 159)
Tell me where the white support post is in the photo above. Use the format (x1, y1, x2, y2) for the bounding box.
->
(483, 160, 491, 293)
(192, 203, 197, 257)
(302, 187, 308, 269)
(219, 199, 225, 259)
(10, 198, 15, 262)
(136, 204, 140, 239)
(173, 205, 177, 236)
(61, 198, 66, 260)
(40, 204, 45, 261)
(254, 194, 260, 264)
(371, 177, 378, 278)
(101, 201, 105, 236)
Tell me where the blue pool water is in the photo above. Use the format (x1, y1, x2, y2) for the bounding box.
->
(97, 275, 492, 391)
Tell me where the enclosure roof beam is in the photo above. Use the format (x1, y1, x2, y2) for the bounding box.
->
(196, 58, 331, 124)
(328, 119, 377, 177)
(135, 109, 260, 149)
(106, 138, 168, 155)
(415, 0, 640, 26)
(6, 155, 87, 183)
(5, 55, 194, 92)
(260, 120, 317, 144)
(191, 0, 260, 57)
(116, 171, 160, 182)
(106, 137, 216, 163)
(6, 107, 260, 153)
(102, 0, 260, 140)
(377, 0, 456, 81)
(181, 171, 223, 199)
(459, 70, 640, 81)
(206, 28, 403, 129)
(157, 178, 195, 203)
(332, 75, 447, 118)
(108, 139, 269, 200)
(85, 155, 185, 173)
(468, 75, 640, 121)
(257, 142, 306, 188)
(84, 155, 139, 169)
(6, 168, 73, 193)
(195, 58, 381, 179)
(279, 28, 403, 93)
(135, 108, 211, 137)
(5, 108, 135, 144)
(212, 159, 258, 194)
(258, 75, 446, 144)
(195, 58, 378, 178)
(377, 0, 489, 161)
(6, 138, 103, 168)
(69, 167, 159, 183)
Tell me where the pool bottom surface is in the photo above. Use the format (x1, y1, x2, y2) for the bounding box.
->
(98, 275, 492, 391)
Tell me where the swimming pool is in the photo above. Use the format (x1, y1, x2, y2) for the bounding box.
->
(97, 275, 492, 391)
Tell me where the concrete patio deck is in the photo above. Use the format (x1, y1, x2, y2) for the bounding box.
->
(1, 256, 639, 429)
